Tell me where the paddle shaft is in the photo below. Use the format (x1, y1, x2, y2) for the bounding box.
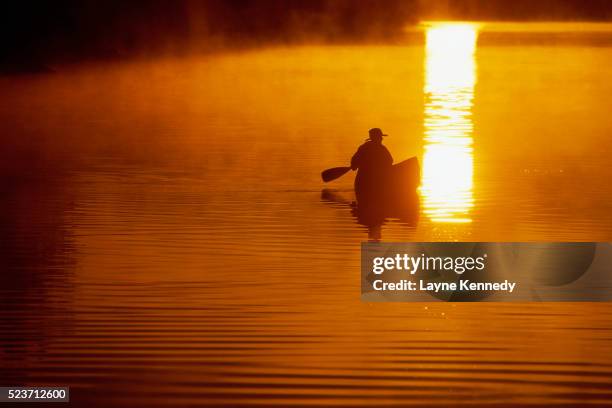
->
(321, 166, 352, 182)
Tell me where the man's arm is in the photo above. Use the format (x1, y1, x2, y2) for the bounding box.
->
(383, 146, 393, 166)
(351, 146, 363, 170)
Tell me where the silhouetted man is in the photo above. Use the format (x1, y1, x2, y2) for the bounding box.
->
(351, 128, 393, 205)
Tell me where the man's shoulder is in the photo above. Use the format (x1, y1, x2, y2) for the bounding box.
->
(363, 142, 388, 151)
(358, 141, 390, 152)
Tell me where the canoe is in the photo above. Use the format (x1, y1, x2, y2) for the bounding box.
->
(354, 157, 420, 209)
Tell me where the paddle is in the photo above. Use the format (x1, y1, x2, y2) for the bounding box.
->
(321, 166, 351, 182)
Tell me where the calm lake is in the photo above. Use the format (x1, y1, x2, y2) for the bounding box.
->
(2, 22, 612, 406)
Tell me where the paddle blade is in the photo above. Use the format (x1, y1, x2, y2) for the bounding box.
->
(321, 167, 351, 182)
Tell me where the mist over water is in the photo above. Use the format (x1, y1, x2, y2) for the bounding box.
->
(2, 22, 612, 406)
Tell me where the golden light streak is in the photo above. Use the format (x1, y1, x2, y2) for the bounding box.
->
(421, 23, 478, 223)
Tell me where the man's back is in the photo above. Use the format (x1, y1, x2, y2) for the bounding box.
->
(351, 141, 393, 173)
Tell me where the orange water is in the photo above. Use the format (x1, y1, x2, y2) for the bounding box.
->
(1, 23, 612, 406)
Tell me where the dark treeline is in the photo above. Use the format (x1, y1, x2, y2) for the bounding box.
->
(0, 0, 418, 70)
(421, 0, 612, 21)
(1, 0, 611, 71)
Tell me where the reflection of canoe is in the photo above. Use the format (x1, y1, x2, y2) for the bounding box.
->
(355, 157, 420, 209)
(320, 188, 419, 240)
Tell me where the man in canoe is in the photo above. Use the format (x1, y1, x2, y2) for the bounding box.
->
(351, 128, 393, 171)
(351, 128, 393, 205)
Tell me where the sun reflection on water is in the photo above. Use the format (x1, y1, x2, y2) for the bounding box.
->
(421, 23, 478, 223)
